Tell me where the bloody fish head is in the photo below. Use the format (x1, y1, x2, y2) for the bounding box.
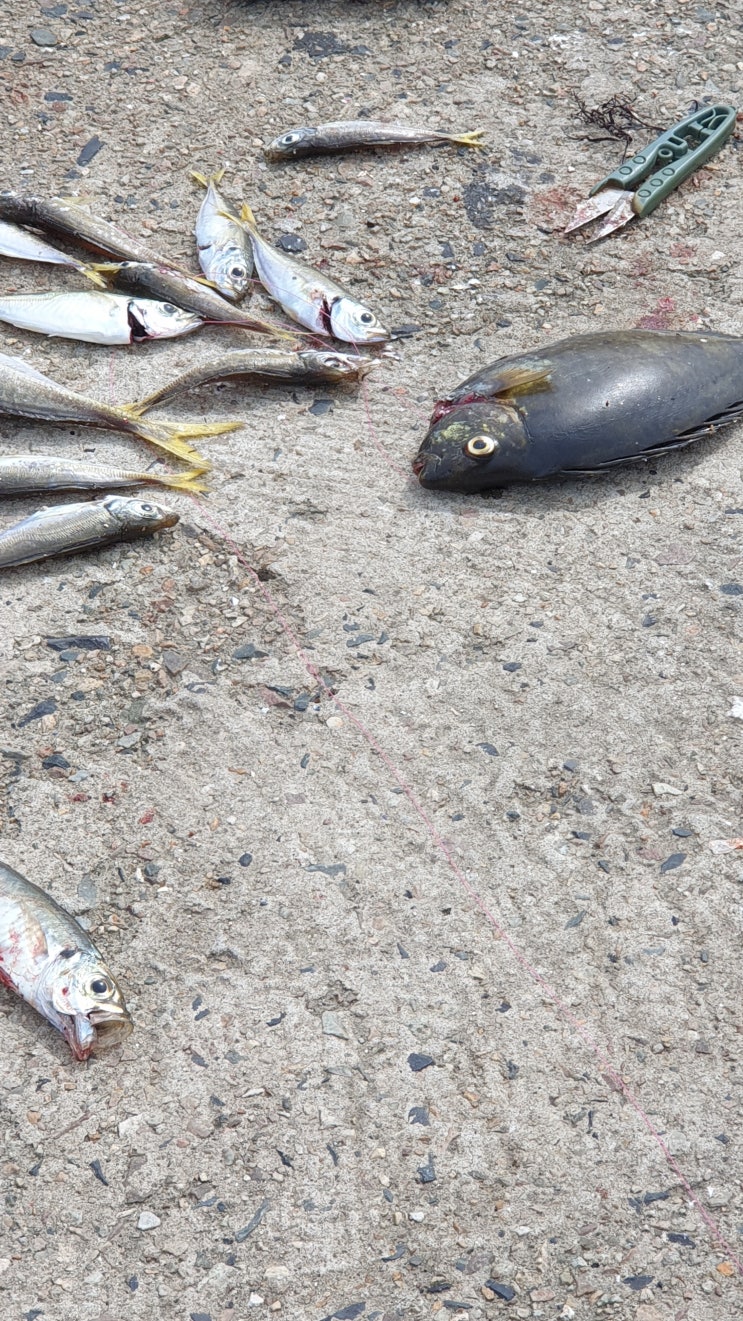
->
(413, 400, 532, 492)
(45, 947, 132, 1060)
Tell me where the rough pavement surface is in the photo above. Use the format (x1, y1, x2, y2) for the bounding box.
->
(1, 2, 742, 1320)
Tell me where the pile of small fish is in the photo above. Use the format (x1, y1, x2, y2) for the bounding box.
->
(0, 118, 486, 571)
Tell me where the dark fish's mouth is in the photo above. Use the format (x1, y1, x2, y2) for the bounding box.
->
(412, 451, 441, 485)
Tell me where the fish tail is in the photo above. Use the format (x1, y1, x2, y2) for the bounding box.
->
(117, 405, 240, 464)
(78, 262, 110, 289)
(149, 468, 211, 494)
(87, 261, 125, 283)
(447, 130, 486, 149)
(190, 168, 226, 189)
(238, 201, 259, 235)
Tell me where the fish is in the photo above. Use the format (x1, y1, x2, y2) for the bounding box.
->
(0, 191, 177, 264)
(236, 203, 388, 343)
(191, 169, 254, 302)
(0, 351, 238, 466)
(138, 347, 373, 409)
(0, 859, 131, 1059)
(0, 218, 107, 286)
(92, 260, 295, 339)
(0, 494, 179, 568)
(0, 290, 204, 345)
(0, 194, 293, 338)
(263, 120, 486, 161)
(413, 330, 743, 492)
(0, 454, 208, 495)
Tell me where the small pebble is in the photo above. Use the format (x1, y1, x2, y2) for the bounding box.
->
(409, 1209, 425, 1222)
(30, 28, 57, 46)
(137, 1211, 161, 1231)
(407, 1052, 434, 1072)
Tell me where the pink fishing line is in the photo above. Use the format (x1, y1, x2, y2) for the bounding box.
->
(192, 495, 743, 1276)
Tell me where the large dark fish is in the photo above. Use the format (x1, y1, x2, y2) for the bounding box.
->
(413, 330, 743, 492)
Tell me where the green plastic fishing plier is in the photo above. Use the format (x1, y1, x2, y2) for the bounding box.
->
(565, 102, 737, 241)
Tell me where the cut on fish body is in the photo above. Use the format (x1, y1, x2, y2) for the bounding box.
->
(138, 347, 373, 409)
(0, 494, 179, 568)
(0, 859, 131, 1059)
(0, 290, 204, 344)
(191, 169, 254, 302)
(264, 120, 485, 161)
(0, 351, 239, 466)
(237, 203, 388, 343)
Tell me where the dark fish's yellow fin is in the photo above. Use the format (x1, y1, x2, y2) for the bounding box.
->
(492, 363, 553, 398)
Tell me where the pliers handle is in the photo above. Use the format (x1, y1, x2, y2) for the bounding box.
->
(590, 103, 737, 219)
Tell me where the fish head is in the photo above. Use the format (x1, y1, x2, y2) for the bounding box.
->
(264, 127, 316, 160)
(329, 297, 388, 344)
(102, 495, 179, 534)
(46, 948, 132, 1060)
(128, 298, 202, 341)
(209, 250, 252, 302)
(413, 400, 531, 492)
(298, 349, 372, 380)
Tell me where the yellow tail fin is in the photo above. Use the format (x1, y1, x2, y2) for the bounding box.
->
(117, 406, 242, 465)
(238, 201, 259, 234)
(449, 130, 486, 149)
(79, 263, 110, 289)
(191, 168, 226, 189)
(149, 468, 211, 494)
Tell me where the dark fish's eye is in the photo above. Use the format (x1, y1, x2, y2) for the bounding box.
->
(360, 312, 373, 324)
(465, 434, 498, 459)
(90, 978, 109, 995)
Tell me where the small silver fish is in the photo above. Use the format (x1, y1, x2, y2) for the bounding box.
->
(264, 120, 486, 161)
(238, 203, 388, 343)
(192, 169, 254, 302)
(0, 859, 131, 1060)
(0, 494, 178, 568)
(138, 347, 373, 409)
(0, 290, 204, 345)
(0, 218, 106, 285)
(0, 351, 239, 467)
(0, 454, 207, 496)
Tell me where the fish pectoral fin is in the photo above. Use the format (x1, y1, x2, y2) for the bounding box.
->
(87, 261, 124, 282)
(563, 400, 743, 473)
(238, 202, 259, 233)
(492, 363, 553, 398)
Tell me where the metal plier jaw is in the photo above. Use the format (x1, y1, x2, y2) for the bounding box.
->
(565, 103, 737, 241)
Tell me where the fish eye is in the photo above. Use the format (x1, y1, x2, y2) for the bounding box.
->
(282, 133, 301, 145)
(465, 434, 498, 459)
(162, 303, 178, 315)
(230, 265, 246, 279)
(139, 503, 155, 514)
(89, 978, 110, 996)
(359, 312, 374, 324)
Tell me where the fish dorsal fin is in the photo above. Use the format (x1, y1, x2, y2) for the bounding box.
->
(0, 352, 54, 385)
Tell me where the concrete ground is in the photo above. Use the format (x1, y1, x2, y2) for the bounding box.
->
(0, 1, 742, 1319)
